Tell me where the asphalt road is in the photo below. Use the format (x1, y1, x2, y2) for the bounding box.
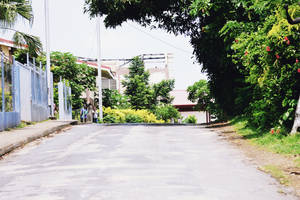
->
(0, 125, 297, 200)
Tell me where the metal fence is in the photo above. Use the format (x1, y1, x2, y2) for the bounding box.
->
(0, 54, 21, 131)
(19, 57, 49, 122)
(58, 80, 72, 121)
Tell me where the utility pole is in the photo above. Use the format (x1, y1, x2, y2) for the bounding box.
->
(44, 0, 52, 116)
(97, 16, 103, 120)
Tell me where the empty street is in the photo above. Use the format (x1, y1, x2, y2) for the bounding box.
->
(0, 125, 297, 200)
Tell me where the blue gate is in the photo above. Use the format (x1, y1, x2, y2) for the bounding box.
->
(0, 54, 21, 131)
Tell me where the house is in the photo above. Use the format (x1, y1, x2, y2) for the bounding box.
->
(170, 90, 209, 124)
(76, 57, 117, 106)
(0, 37, 27, 60)
(77, 58, 116, 82)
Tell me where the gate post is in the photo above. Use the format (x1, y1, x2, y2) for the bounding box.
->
(58, 78, 64, 121)
(0, 54, 4, 131)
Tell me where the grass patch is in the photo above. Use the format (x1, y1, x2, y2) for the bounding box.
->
(231, 117, 300, 155)
(261, 165, 289, 186)
(16, 121, 28, 129)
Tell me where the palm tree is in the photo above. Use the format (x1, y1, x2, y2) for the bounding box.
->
(0, 0, 42, 56)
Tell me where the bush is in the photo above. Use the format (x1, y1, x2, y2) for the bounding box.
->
(102, 107, 164, 123)
(102, 89, 130, 109)
(103, 115, 119, 123)
(154, 105, 181, 123)
(183, 115, 197, 124)
(125, 114, 143, 123)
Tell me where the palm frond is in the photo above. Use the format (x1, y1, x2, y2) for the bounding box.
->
(0, 0, 33, 27)
(13, 31, 42, 56)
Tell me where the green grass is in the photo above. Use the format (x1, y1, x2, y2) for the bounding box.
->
(16, 121, 28, 129)
(231, 118, 300, 155)
(260, 165, 289, 185)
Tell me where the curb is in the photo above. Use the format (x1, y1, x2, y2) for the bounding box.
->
(97, 123, 207, 127)
(0, 121, 78, 157)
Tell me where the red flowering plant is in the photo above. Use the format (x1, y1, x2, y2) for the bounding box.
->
(270, 128, 283, 136)
(231, 9, 300, 130)
(284, 36, 291, 45)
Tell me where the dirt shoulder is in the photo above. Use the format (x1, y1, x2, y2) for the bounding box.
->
(207, 122, 300, 198)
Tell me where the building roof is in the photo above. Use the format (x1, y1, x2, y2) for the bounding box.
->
(170, 90, 196, 106)
(76, 59, 115, 79)
(76, 59, 112, 71)
(0, 37, 28, 48)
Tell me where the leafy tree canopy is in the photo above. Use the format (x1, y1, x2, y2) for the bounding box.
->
(122, 56, 176, 110)
(122, 57, 153, 109)
(187, 79, 210, 111)
(50, 51, 97, 109)
(152, 79, 175, 105)
(102, 89, 130, 109)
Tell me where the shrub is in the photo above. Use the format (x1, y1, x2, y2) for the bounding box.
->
(103, 115, 118, 123)
(183, 115, 197, 124)
(154, 105, 181, 123)
(102, 107, 163, 123)
(125, 114, 143, 123)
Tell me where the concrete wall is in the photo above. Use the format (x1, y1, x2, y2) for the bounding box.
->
(180, 111, 207, 124)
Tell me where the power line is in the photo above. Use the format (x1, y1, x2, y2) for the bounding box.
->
(127, 23, 193, 55)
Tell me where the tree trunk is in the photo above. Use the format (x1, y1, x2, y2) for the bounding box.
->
(291, 95, 300, 134)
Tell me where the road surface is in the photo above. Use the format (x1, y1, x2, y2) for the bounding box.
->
(0, 125, 297, 200)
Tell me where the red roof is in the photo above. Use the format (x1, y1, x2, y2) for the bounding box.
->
(0, 37, 28, 48)
(76, 59, 111, 70)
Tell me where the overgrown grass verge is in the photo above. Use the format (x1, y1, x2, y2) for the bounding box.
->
(231, 117, 300, 155)
(260, 165, 289, 186)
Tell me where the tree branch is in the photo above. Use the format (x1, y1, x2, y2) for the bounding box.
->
(285, 4, 300, 25)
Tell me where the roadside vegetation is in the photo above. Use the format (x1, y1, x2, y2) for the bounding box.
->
(231, 117, 300, 155)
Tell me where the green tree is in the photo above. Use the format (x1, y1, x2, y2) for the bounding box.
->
(187, 79, 225, 120)
(102, 89, 130, 109)
(122, 56, 176, 110)
(187, 80, 210, 111)
(122, 57, 152, 109)
(0, 0, 42, 56)
(152, 79, 175, 106)
(50, 52, 97, 109)
(154, 104, 181, 123)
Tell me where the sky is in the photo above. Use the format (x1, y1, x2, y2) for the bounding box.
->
(15, 0, 207, 89)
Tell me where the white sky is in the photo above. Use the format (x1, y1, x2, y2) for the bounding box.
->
(16, 0, 207, 89)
